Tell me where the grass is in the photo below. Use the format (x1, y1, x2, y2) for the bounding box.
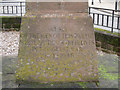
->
(94, 28, 120, 37)
(0, 16, 21, 18)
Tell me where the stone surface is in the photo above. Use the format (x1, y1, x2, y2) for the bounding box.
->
(26, 2, 88, 14)
(16, 2, 98, 83)
(2, 56, 17, 74)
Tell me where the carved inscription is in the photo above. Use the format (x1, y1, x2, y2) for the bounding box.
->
(20, 32, 96, 60)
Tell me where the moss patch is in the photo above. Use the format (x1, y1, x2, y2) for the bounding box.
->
(98, 65, 118, 80)
(76, 82, 87, 88)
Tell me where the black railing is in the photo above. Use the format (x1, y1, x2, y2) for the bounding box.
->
(1, 2, 120, 32)
(89, 7, 120, 33)
(0, 2, 25, 17)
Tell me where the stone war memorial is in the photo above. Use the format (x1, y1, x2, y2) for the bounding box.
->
(16, 1, 98, 83)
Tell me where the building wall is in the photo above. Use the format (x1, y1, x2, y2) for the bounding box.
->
(89, 0, 119, 10)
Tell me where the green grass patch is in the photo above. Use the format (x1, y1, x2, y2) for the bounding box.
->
(0, 16, 21, 18)
(94, 28, 120, 37)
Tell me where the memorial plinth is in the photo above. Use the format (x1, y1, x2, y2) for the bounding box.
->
(16, 2, 98, 83)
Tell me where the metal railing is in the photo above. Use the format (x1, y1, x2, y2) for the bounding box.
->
(0, 2, 25, 17)
(89, 7, 120, 33)
(0, 2, 120, 32)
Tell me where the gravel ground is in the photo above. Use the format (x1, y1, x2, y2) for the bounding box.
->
(0, 31, 20, 56)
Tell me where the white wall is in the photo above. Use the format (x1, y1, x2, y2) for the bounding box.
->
(2, 0, 25, 1)
(89, 0, 119, 10)
(116, 0, 120, 10)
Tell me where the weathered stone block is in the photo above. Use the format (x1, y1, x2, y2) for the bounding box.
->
(16, 2, 98, 83)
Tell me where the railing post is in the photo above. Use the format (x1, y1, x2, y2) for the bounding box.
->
(115, 0, 118, 11)
(106, 15, 109, 27)
(12, 6, 13, 14)
(16, 6, 18, 14)
(92, 0, 94, 5)
(102, 14, 104, 26)
(93, 13, 95, 24)
(7, 6, 9, 14)
(117, 17, 120, 30)
(3, 6, 5, 14)
(111, 10, 114, 33)
(89, 7, 91, 14)
(20, 2, 22, 17)
(97, 14, 99, 25)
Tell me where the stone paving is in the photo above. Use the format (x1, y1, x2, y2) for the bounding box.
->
(0, 31, 119, 88)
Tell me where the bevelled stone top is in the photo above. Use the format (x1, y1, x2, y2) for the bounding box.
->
(26, 2, 88, 14)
